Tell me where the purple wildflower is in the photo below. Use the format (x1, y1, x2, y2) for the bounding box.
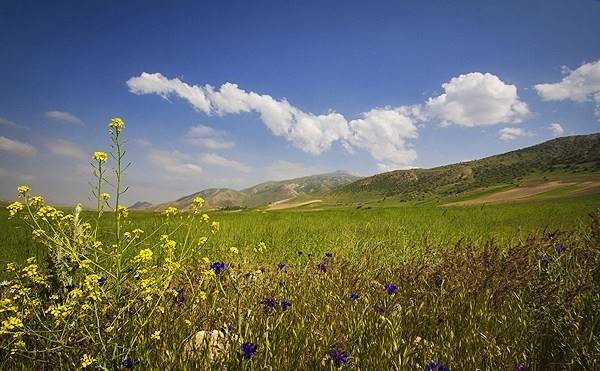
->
(276, 262, 286, 270)
(434, 274, 443, 287)
(515, 364, 525, 371)
(324, 252, 333, 258)
(121, 357, 134, 369)
(210, 262, 226, 274)
(384, 283, 398, 295)
(350, 292, 359, 302)
(426, 362, 438, 371)
(241, 342, 257, 359)
(555, 244, 566, 254)
(98, 276, 107, 286)
(317, 262, 327, 272)
(541, 255, 551, 267)
(65, 283, 76, 292)
(261, 296, 278, 312)
(281, 300, 292, 310)
(174, 292, 186, 305)
(328, 348, 350, 365)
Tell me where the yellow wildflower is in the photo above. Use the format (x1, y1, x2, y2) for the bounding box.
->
(117, 205, 129, 219)
(198, 291, 207, 301)
(100, 192, 111, 201)
(105, 325, 114, 333)
(79, 259, 92, 269)
(81, 354, 95, 368)
(202, 257, 210, 264)
(229, 246, 239, 254)
(163, 206, 178, 217)
(6, 262, 17, 272)
(17, 185, 30, 195)
(48, 304, 72, 320)
(0, 316, 23, 334)
(6, 202, 24, 217)
(151, 330, 161, 340)
(108, 117, 125, 133)
(201, 213, 210, 222)
(29, 195, 44, 207)
(254, 242, 267, 253)
(93, 151, 108, 163)
(134, 248, 153, 263)
(198, 236, 208, 246)
(32, 229, 45, 239)
(211, 221, 220, 234)
(184, 319, 192, 326)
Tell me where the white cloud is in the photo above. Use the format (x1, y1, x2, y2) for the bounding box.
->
(127, 73, 349, 155)
(46, 139, 87, 160)
(199, 153, 251, 173)
(0, 117, 27, 129)
(185, 124, 235, 149)
(346, 106, 420, 170)
(534, 60, 600, 120)
(427, 72, 530, 127)
(498, 127, 532, 141)
(45, 111, 84, 125)
(147, 149, 202, 176)
(0, 136, 37, 157)
(548, 122, 565, 137)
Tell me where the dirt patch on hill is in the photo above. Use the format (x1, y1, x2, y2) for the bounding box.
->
(267, 199, 323, 210)
(445, 181, 576, 206)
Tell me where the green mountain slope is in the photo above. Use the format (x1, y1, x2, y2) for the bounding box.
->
(337, 134, 600, 202)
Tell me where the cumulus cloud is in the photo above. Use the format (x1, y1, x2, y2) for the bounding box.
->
(346, 106, 420, 170)
(0, 117, 27, 129)
(0, 136, 37, 157)
(498, 127, 532, 141)
(45, 111, 84, 125)
(185, 124, 235, 149)
(199, 153, 251, 173)
(534, 60, 600, 119)
(128, 73, 350, 155)
(46, 139, 87, 160)
(127, 72, 419, 168)
(147, 149, 202, 176)
(548, 123, 565, 137)
(426, 72, 530, 127)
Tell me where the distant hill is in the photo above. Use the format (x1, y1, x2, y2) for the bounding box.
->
(153, 171, 360, 210)
(130, 201, 153, 210)
(337, 134, 600, 202)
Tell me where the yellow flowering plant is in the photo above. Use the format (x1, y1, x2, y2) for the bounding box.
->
(1, 117, 220, 369)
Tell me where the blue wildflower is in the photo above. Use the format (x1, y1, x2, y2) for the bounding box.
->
(174, 292, 186, 305)
(261, 297, 278, 312)
(426, 362, 438, 371)
(555, 244, 566, 254)
(241, 342, 257, 359)
(324, 252, 333, 258)
(276, 262, 286, 270)
(210, 262, 226, 274)
(65, 283, 76, 292)
(350, 292, 359, 302)
(384, 283, 398, 295)
(317, 262, 327, 272)
(98, 276, 107, 286)
(328, 348, 350, 365)
(121, 357, 134, 369)
(281, 300, 292, 310)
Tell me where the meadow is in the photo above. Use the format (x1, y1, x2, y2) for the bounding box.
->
(1, 119, 599, 370)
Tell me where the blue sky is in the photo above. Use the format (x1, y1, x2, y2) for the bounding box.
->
(1, 0, 600, 205)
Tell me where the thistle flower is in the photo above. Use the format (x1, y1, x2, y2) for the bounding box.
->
(241, 342, 257, 359)
(210, 262, 226, 274)
(93, 151, 108, 163)
(109, 117, 125, 133)
(17, 185, 30, 195)
(555, 244, 566, 254)
(121, 357, 134, 368)
(281, 300, 292, 310)
(328, 348, 350, 365)
(350, 292, 359, 302)
(384, 283, 398, 295)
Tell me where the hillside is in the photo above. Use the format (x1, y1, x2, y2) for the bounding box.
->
(151, 171, 360, 210)
(337, 134, 600, 202)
